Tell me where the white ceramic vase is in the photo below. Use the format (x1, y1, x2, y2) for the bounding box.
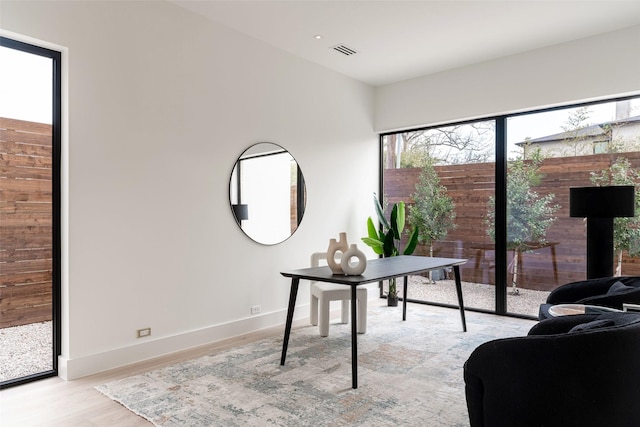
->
(341, 244, 367, 276)
(327, 232, 348, 274)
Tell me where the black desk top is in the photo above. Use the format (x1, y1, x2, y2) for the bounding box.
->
(281, 255, 467, 286)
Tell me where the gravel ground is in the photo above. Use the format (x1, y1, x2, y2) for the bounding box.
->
(0, 278, 547, 383)
(0, 321, 52, 382)
(390, 275, 549, 318)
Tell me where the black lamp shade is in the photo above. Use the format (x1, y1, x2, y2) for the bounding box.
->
(570, 185, 635, 279)
(232, 204, 249, 221)
(570, 186, 635, 218)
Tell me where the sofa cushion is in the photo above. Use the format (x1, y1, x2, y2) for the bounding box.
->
(607, 281, 636, 295)
(568, 319, 616, 333)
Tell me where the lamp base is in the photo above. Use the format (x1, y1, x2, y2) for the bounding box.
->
(586, 217, 614, 279)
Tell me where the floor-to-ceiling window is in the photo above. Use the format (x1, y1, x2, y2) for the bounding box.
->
(505, 99, 640, 315)
(380, 96, 640, 318)
(0, 37, 61, 388)
(381, 120, 497, 312)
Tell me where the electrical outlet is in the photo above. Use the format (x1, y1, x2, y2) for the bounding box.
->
(137, 327, 151, 338)
(250, 305, 261, 315)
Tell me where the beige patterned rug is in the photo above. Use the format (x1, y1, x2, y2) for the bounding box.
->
(96, 304, 535, 426)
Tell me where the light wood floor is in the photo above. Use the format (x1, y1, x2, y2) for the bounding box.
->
(0, 321, 300, 427)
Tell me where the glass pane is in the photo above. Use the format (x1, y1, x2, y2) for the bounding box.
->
(506, 98, 640, 316)
(381, 121, 496, 311)
(0, 45, 54, 382)
(240, 151, 296, 244)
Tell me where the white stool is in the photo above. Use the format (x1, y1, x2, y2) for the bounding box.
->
(310, 252, 367, 337)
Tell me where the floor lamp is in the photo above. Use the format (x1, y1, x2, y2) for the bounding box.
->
(570, 186, 635, 279)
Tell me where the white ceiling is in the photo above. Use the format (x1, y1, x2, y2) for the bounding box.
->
(173, 1, 640, 87)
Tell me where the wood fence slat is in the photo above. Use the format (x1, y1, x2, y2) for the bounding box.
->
(0, 140, 52, 157)
(0, 129, 52, 148)
(0, 248, 52, 262)
(0, 270, 52, 287)
(0, 117, 52, 135)
(0, 201, 52, 214)
(0, 165, 52, 180)
(0, 258, 53, 275)
(0, 152, 52, 169)
(0, 212, 52, 227)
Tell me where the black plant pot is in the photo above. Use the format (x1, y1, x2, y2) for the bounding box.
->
(387, 295, 398, 307)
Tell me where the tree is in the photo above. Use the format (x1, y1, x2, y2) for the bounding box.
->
(555, 106, 595, 157)
(590, 157, 640, 275)
(409, 158, 456, 256)
(486, 149, 560, 294)
(402, 123, 495, 165)
(383, 122, 495, 168)
(552, 106, 627, 157)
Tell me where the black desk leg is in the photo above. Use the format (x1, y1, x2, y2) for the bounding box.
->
(453, 266, 467, 332)
(351, 285, 358, 389)
(280, 277, 300, 365)
(402, 275, 408, 321)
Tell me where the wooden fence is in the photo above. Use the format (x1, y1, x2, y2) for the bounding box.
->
(0, 117, 53, 328)
(385, 152, 640, 291)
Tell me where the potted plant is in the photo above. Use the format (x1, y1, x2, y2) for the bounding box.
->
(362, 194, 419, 306)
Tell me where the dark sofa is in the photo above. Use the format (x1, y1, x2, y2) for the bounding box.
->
(464, 312, 640, 427)
(539, 276, 640, 319)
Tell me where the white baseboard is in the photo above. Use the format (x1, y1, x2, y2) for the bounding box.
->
(58, 306, 307, 380)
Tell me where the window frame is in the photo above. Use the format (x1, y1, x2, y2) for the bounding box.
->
(0, 36, 62, 389)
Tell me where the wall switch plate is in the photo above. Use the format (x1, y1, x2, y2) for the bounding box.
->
(137, 327, 151, 338)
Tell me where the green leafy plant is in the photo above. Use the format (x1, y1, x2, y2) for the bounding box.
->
(590, 157, 640, 274)
(362, 194, 419, 299)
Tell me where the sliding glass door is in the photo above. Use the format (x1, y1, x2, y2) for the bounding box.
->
(0, 37, 61, 388)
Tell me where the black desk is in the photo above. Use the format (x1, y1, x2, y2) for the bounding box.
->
(280, 255, 468, 389)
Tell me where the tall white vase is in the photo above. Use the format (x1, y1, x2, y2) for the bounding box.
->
(327, 232, 348, 274)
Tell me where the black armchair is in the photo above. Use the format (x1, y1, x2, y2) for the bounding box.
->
(539, 276, 640, 320)
(464, 312, 640, 427)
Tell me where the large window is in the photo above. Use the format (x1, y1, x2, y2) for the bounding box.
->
(0, 37, 61, 388)
(381, 96, 640, 318)
(504, 100, 640, 315)
(381, 121, 496, 312)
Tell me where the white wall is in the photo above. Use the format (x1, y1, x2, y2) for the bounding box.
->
(375, 25, 640, 132)
(1, 1, 378, 379)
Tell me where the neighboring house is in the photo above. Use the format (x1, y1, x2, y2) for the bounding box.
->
(517, 115, 640, 157)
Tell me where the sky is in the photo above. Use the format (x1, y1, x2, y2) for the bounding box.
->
(0, 45, 52, 124)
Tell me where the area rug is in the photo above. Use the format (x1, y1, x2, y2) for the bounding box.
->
(96, 304, 534, 426)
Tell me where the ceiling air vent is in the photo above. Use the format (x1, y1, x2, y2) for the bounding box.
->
(332, 44, 357, 56)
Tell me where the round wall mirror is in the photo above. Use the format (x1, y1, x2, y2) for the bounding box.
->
(229, 143, 306, 245)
